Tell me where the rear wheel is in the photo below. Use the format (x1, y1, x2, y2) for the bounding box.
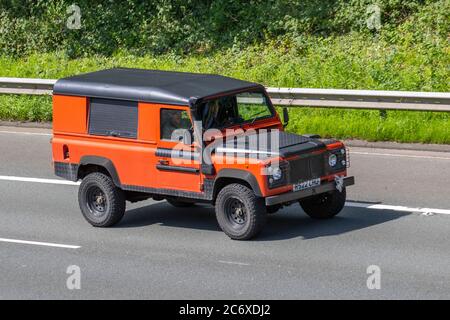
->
(299, 189, 346, 219)
(78, 172, 126, 227)
(215, 183, 266, 240)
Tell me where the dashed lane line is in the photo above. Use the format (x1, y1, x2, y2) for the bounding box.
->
(218, 260, 251, 266)
(0, 237, 80, 249)
(0, 130, 52, 136)
(346, 201, 450, 215)
(0, 175, 80, 185)
(352, 151, 450, 161)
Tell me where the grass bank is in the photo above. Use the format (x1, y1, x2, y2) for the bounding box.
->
(0, 35, 449, 143)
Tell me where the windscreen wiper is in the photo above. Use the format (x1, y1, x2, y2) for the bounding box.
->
(250, 110, 268, 124)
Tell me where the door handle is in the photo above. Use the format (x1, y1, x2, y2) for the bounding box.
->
(158, 159, 169, 165)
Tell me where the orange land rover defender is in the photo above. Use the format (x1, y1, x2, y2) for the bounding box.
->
(52, 68, 354, 240)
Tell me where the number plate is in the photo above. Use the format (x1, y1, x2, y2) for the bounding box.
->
(293, 178, 321, 192)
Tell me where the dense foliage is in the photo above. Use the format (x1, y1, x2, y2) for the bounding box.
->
(0, 0, 448, 143)
(0, 0, 448, 57)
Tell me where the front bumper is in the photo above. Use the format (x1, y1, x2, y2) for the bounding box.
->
(265, 176, 355, 206)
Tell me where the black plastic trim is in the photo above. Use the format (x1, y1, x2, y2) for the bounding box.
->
(156, 164, 199, 174)
(215, 169, 263, 197)
(265, 176, 355, 206)
(122, 185, 209, 200)
(78, 156, 121, 186)
(54, 162, 79, 181)
(201, 163, 215, 175)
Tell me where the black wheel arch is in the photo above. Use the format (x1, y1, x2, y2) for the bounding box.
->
(213, 169, 263, 201)
(77, 156, 121, 187)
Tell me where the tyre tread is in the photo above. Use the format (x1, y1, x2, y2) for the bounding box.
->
(78, 172, 125, 227)
(215, 183, 266, 240)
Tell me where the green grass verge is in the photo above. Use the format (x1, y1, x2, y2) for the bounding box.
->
(0, 35, 448, 143)
(0, 95, 52, 122)
(287, 108, 450, 144)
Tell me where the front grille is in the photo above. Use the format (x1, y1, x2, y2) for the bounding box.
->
(288, 154, 325, 183)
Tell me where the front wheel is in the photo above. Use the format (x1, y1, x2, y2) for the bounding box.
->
(299, 189, 346, 219)
(78, 172, 126, 227)
(215, 183, 266, 240)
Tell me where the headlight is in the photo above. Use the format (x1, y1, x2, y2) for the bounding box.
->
(268, 166, 283, 181)
(272, 167, 283, 180)
(328, 154, 337, 167)
(267, 161, 288, 189)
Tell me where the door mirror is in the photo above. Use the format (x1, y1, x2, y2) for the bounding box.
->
(174, 129, 193, 145)
(183, 129, 194, 145)
(171, 128, 192, 144)
(282, 107, 289, 127)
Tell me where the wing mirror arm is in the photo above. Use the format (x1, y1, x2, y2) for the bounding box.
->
(182, 129, 194, 145)
(282, 107, 289, 128)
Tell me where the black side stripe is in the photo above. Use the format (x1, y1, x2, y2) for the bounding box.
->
(122, 184, 211, 200)
(156, 164, 199, 174)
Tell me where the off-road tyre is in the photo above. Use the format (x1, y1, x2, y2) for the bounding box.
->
(215, 183, 266, 240)
(78, 172, 126, 227)
(299, 189, 346, 219)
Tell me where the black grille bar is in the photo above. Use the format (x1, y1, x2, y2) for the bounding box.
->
(288, 154, 325, 183)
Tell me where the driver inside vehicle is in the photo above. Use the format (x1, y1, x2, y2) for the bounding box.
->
(202, 97, 240, 129)
(161, 109, 191, 141)
(203, 100, 220, 129)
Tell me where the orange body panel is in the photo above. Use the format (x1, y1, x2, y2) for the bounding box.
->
(53, 134, 158, 187)
(53, 96, 201, 192)
(53, 95, 88, 134)
(138, 102, 158, 142)
(211, 154, 273, 197)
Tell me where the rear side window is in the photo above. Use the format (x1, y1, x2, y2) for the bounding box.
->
(88, 98, 138, 138)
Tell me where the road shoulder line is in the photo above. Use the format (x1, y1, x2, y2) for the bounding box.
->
(0, 175, 80, 185)
(0, 237, 80, 249)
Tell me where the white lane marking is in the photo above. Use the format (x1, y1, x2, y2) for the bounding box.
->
(0, 175, 80, 185)
(352, 151, 450, 161)
(346, 202, 450, 215)
(0, 238, 80, 249)
(1, 175, 449, 216)
(218, 260, 250, 266)
(0, 130, 51, 136)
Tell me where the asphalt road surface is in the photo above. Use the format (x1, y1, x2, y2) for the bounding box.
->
(0, 126, 449, 299)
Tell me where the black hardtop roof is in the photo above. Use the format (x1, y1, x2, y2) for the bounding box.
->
(53, 68, 263, 105)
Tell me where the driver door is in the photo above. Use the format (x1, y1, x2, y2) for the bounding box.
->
(155, 106, 202, 192)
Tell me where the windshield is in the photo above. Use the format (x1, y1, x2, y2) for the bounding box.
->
(200, 91, 274, 130)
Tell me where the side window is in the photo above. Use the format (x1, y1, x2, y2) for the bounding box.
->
(88, 98, 138, 138)
(160, 109, 191, 141)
